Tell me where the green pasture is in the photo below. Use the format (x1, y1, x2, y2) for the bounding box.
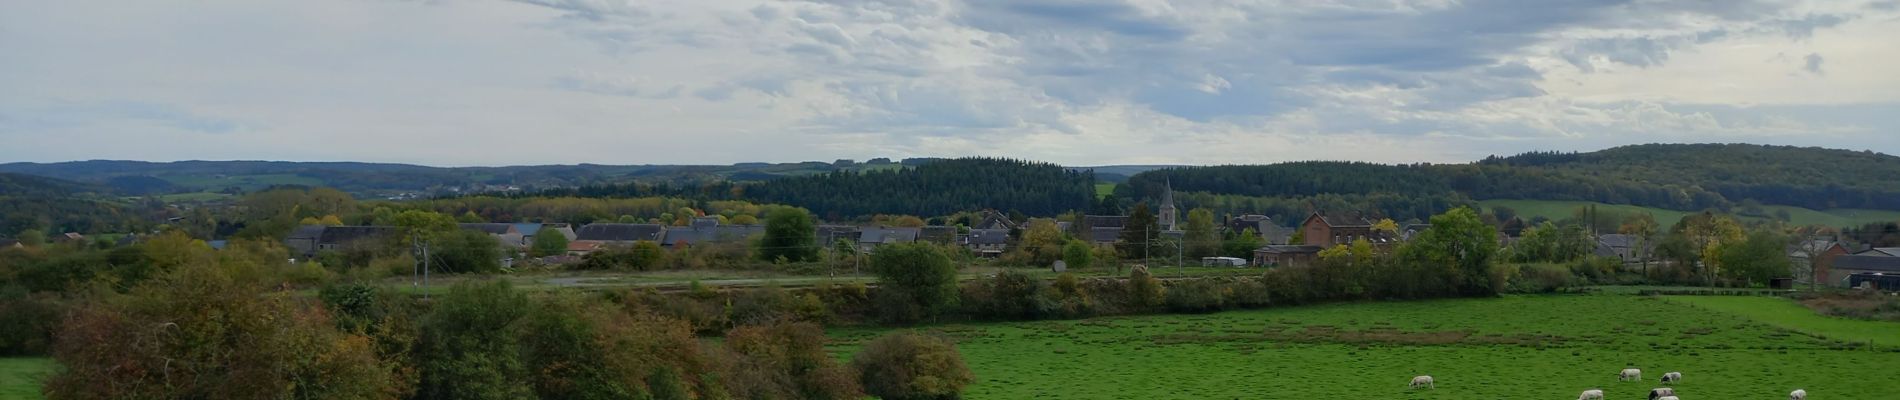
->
(832, 295, 1900, 399)
(0, 358, 50, 400)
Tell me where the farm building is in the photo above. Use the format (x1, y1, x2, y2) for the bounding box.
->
(1252, 245, 1321, 267)
(1826, 255, 1900, 288)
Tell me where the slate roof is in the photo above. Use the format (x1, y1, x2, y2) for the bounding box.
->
(1254, 245, 1322, 254)
(0, 239, 19, 248)
(965, 229, 1010, 245)
(1831, 255, 1900, 272)
(1089, 227, 1121, 243)
(974, 211, 1017, 230)
(459, 223, 517, 235)
(1084, 215, 1128, 229)
(575, 224, 664, 242)
(920, 226, 958, 243)
(816, 225, 861, 246)
(1311, 212, 1371, 228)
(318, 226, 398, 245)
(1855, 247, 1900, 257)
(860, 227, 920, 244)
(661, 224, 763, 246)
(288, 225, 328, 241)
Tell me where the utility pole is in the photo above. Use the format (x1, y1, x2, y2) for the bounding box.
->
(423, 237, 430, 299)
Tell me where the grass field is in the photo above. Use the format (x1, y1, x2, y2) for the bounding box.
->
(0, 358, 49, 400)
(1476, 199, 1900, 228)
(1666, 295, 1900, 345)
(831, 295, 1900, 399)
(1095, 182, 1116, 199)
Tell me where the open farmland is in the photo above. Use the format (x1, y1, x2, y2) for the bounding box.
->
(831, 295, 1900, 399)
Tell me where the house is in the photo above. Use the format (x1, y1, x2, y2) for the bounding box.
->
(920, 226, 958, 244)
(972, 210, 1017, 231)
(963, 228, 1009, 257)
(1228, 215, 1295, 245)
(513, 223, 578, 244)
(459, 223, 526, 248)
(857, 227, 921, 252)
(1081, 215, 1128, 247)
(1253, 245, 1322, 267)
(1827, 255, 1900, 288)
(1788, 240, 1849, 284)
(1400, 224, 1432, 242)
(1593, 234, 1648, 264)
(1298, 212, 1389, 247)
(575, 223, 664, 244)
(1852, 247, 1900, 257)
(285, 225, 399, 258)
(54, 232, 85, 243)
(816, 225, 862, 247)
(566, 240, 606, 256)
(0, 239, 19, 249)
(659, 219, 763, 248)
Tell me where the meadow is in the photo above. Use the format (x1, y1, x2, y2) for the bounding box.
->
(832, 295, 1900, 399)
(0, 358, 50, 400)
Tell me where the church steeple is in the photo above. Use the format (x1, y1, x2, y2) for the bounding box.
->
(1159, 179, 1178, 231)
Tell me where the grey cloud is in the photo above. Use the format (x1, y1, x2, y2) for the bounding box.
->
(958, 0, 1190, 39)
(1, 100, 242, 135)
(508, 0, 646, 21)
(551, 73, 681, 98)
(1804, 53, 1824, 75)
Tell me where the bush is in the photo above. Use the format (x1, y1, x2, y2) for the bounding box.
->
(1508, 263, 1575, 293)
(1164, 279, 1229, 313)
(0, 287, 61, 356)
(724, 321, 863, 399)
(46, 261, 392, 399)
(415, 280, 534, 399)
(870, 243, 960, 324)
(1127, 265, 1165, 309)
(851, 331, 974, 400)
(961, 269, 1054, 320)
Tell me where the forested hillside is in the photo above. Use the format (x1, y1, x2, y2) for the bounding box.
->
(0, 173, 141, 235)
(533, 158, 1096, 220)
(1123, 144, 1900, 215)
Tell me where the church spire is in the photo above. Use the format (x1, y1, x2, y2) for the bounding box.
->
(1159, 179, 1178, 231)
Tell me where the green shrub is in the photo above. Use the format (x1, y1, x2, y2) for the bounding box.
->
(851, 331, 974, 400)
(1164, 279, 1229, 313)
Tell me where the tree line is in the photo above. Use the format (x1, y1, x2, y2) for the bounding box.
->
(1122, 143, 1900, 213)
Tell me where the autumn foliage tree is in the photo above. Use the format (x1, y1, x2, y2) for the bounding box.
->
(45, 247, 390, 399)
(850, 331, 974, 400)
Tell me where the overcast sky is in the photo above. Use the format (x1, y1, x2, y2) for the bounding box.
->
(3, 0, 1897, 166)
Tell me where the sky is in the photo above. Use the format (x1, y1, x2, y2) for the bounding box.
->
(2, 0, 1898, 167)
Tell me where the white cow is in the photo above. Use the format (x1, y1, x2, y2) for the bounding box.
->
(1409, 375, 1434, 389)
(1578, 389, 1605, 400)
(1661, 371, 1683, 384)
(1791, 389, 1808, 400)
(1619, 368, 1643, 381)
(1657, 396, 1680, 400)
(1649, 387, 1677, 400)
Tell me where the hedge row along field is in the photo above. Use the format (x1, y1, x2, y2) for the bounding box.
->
(831, 295, 1900, 399)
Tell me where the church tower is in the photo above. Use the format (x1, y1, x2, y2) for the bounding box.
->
(1158, 179, 1178, 231)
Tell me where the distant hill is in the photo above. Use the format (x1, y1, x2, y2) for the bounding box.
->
(539, 158, 1096, 220)
(0, 173, 137, 235)
(1122, 144, 1900, 217)
(0, 158, 950, 199)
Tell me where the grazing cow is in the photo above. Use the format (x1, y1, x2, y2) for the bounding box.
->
(1649, 387, 1677, 400)
(1409, 375, 1434, 389)
(1619, 368, 1643, 381)
(1791, 389, 1808, 400)
(1661, 371, 1683, 384)
(1578, 389, 1605, 400)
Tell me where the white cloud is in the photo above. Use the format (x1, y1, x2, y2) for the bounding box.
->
(2, 0, 1897, 166)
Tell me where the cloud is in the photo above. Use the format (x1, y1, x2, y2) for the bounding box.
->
(2, 0, 1896, 166)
